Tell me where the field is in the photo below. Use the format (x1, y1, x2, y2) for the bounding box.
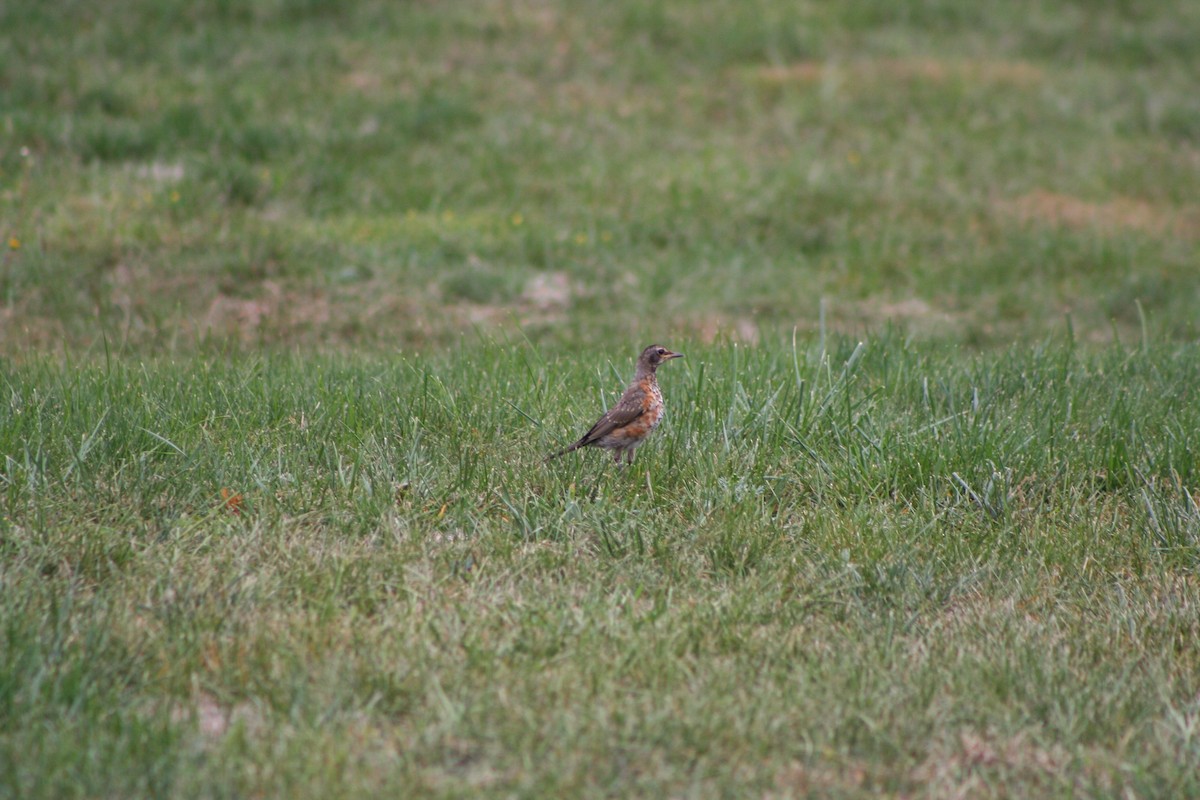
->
(3, 1, 1200, 797)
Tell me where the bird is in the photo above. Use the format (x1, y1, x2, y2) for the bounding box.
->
(545, 344, 684, 465)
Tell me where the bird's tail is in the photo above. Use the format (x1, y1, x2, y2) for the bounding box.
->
(543, 442, 580, 463)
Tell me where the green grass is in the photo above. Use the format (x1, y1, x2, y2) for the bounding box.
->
(4, 337, 1200, 797)
(4, 0, 1200, 351)
(3, 0, 1200, 796)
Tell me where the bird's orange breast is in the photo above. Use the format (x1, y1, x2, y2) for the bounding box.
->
(634, 378, 665, 431)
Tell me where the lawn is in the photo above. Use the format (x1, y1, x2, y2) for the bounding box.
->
(2, 1, 1200, 797)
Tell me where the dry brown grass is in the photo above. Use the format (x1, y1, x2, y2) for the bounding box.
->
(1001, 190, 1200, 240)
(754, 58, 1045, 89)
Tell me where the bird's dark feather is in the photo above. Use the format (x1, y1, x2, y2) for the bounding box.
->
(544, 389, 647, 462)
(575, 392, 646, 447)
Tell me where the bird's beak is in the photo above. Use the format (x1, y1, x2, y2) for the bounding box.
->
(664, 350, 684, 360)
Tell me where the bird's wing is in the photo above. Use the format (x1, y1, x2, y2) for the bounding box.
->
(574, 390, 646, 447)
(545, 386, 646, 462)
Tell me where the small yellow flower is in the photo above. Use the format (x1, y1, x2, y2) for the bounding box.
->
(170, 191, 181, 203)
(600, 231, 613, 243)
(511, 213, 524, 226)
(574, 232, 587, 245)
(441, 210, 455, 223)
(7, 236, 19, 250)
(847, 151, 861, 165)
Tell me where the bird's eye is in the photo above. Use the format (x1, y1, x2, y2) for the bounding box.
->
(656, 348, 666, 355)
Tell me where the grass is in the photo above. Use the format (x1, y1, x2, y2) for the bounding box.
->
(4, 337, 1200, 796)
(3, 0, 1200, 796)
(4, 0, 1200, 351)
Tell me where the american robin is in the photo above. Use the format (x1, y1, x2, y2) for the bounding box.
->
(545, 344, 684, 465)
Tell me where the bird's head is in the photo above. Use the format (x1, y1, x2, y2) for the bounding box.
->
(638, 344, 684, 373)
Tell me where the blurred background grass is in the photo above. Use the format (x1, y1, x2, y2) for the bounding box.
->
(3, 0, 1198, 356)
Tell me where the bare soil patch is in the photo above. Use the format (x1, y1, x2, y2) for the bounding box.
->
(1001, 190, 1200, 239)
(755, 58, 1044, 88)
